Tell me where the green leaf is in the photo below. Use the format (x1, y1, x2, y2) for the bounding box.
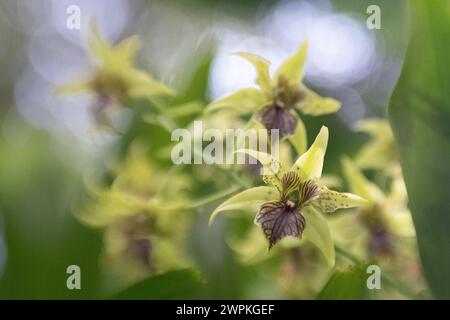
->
(303, 206, 335, 267)
(274, 40, 308, 85)
(209, 186, 279, 225)
(388, 0, 450, 298)
(0, 125, 102, 299)
(110, 269, 203, 299)
(178, 42, 215, 103)
(205, 88, 266, 114)
(316, 264, 368, 299)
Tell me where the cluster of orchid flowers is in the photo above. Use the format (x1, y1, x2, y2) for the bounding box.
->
(205, 41, 413, 268)
(60, 27, 415, 293)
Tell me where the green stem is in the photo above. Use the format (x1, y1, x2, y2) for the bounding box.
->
(186, 185, 241, 209)
(192, 147, 251, 189)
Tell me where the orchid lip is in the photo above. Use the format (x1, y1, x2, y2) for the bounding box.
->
(256, 105, 297, 139)
(256, 200, 306, 250)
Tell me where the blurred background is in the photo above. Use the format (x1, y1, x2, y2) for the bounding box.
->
(1, 0, 448, 299)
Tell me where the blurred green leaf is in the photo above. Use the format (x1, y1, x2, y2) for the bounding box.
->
(388, 0, 450, 298)
(316, 264, 368, 300)
(110, 269, 203, 299)
(0, 125, 102, 299)
(178, 40, 215, 103)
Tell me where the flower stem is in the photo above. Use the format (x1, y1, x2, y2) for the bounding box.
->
(187, 185, 241, 209)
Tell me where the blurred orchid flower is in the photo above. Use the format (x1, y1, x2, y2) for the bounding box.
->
(205, 41, 341, 143)
(330, 157, 415, 259)
(76, 142, 190, 282)
(56, 24, 174, 125)
(354, 119, 397, 172)
(209, 126, 366, 266)
(226, 171, 343, 266)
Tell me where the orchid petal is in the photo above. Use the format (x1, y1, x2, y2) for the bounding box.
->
(274, 40, 308, 85)
(341, 157, 385, 203)
(292, 126, 328, 180)
(303, 206, 335, 267)
(209, 186, 279, 225)
(288, 117, 308, 155)
(205, 88, 267, 114)
(297, 88, 341, 116)
(314, 187, 368, 213)
(235, 149, 283, 187)
(235, 52, 271, 93)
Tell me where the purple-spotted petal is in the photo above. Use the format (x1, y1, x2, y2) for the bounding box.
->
(256, 200, 305, 249)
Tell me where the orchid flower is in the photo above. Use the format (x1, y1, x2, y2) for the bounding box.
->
(57, 25, 174, 124)
(354, 119, 398, 172)
(76, 142, 190, 282)
(205, 41, 340, 143)
(330, 157, 415, 259)
(209, 126, 366, 266)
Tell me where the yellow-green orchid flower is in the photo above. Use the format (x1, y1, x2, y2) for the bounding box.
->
(57, 25, 174, 123)
(225, 226, 330, 298)
(354, 118, 397, 171)
(226, 171, 344, 266)
(330, 157, 415, 259)
(78, 141, 188, 226)
(205, 41, 341, 140)
(76, 142, 190, 282)
(209, 126, 366, 266)
(101, 212, 189, 283)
